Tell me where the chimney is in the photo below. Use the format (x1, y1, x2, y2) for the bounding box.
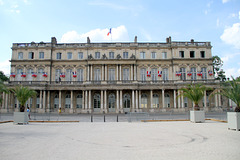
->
(191, 39, 194, 43)
(87, 37, 90, 44)
(166, 37, 169, 43)
(51, 37, 57, 44)
(169, 36, 171, 43)
(134, 36, 137, 43)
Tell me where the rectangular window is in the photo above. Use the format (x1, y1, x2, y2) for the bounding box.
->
(67, 52, 72, 59)
(151, 52, 156, 59)
(18, 52, 23, 60)
(57, 53, 62, 59)
(55, 69, 61, 81)
(179, 51, 184, 58)
(123, 52, 128, 59)
(141, 68, 146, 81)
(201, 67, 207, 80)
(180, 68, 186, 80)
(151, 68, 157, 81)
(163, 68, 168, 81)
(191, 67, 197, 80)
(28, 52, 34, 59)
(109, 68, 115, 81)
(190, 51, 195, 58)
(39, 52, 44, 59)
(109, 52, 114, 59)
(95, 52, 100, 59)
(140, 52, 145, 59)
(94, 68, 101, 81)
(123, 68, 130, 80)
(78, 52, 83, 59)
(200, 51, 205, 58)
(162, 52, 167, 59)
(77, 69, 83, 81)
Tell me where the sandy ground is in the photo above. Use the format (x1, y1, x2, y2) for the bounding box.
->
(0, 121, 240, 160)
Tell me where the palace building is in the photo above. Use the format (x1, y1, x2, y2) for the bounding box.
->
(1, 36, 229, 114)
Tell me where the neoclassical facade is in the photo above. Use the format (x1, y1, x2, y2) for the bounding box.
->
(1, 36, 229, 113)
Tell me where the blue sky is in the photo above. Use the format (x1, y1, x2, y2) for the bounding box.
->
(0, 0, 239, 78)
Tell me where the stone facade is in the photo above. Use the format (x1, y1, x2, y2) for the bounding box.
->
(1, 36, 229, 113)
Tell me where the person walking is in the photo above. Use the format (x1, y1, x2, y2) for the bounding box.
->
(27, 107, 31, 120)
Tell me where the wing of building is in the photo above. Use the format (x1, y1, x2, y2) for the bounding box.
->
(2, 36, 231, 114)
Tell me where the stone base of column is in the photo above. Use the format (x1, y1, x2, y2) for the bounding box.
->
(15, 108, 20, 112)
(116, 109, 124, 114)
(37, 109, 45, 113)
(1, 109, 8, 113)
(46, 109, 51, 113)
(69, 108, 74, 114)
(80, 109, 89, 113)
(88, 109, 93, 114)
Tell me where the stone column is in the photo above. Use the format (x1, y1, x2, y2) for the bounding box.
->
(70, 90, 73, 113)
(116, 65, 119, 81)
(16, 99, 19, 111)
(59, 90, 62, 109)
(43, 90, 46, 110)
(215, 93, 218, 107)
(150, 90, 153, 109)
(135, 90, 138, 110)
(139, 90, 141, 109)
(132, 90, 135, 111)
(119, 65, 122, 81)
(204, 90, 207, 109)
(47, 91, 50, 112)
(105, 65, 108, 81)
(104, 90, 107, 112)
(120, 90, 123, 112)
(174, 90, 177, 108)
(90, 65, 93, 81)
(162, 89, 165, 108)
(5, 93, 8, 111)
(229, 99, 232, 107)
(131, 65, 133, 80)
(89, 90, 91, 111)
(40, 90, 42, 109)
(85, 90, 88, 111)
(87, 65, 89, 81)
(101, 90, 104, 111)
(2, 92, 5, 109)
(102, 65, 104, 81)
(218, 91, 221, 107)
(134, 65, 137, 81)
(178, 90, 181, 108)
(82, 91, 85, 110)
(181, 92, 184, 108)
(116, 90, 119, 112)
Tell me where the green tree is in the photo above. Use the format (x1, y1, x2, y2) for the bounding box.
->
(11, 86, 37, 112)
(178, 84, 211, 111)
(0, 71, 9, 82)
(212, 56, 226, 82)
(213, 77, 240, 112)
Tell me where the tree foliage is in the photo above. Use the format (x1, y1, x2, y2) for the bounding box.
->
(212, 56, 226, 82)
(11, 86, 37, 112)
(0, 80, 9, 104)
(213, 77, 240, 112)
(178, 84, 211, 111)
(0, 71, 9, 82)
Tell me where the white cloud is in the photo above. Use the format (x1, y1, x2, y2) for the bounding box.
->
(0, 60, 10, 76)
(221, 52, 240, 63)
(220, 23, 240, 49)
(239, 11, 240, 19)
(216, 18, 220, 27)
(60, 25, 129, 43)
(222, 0, 230, 4)
(224, 68, 240, 79)
(0, 0, 4, 6)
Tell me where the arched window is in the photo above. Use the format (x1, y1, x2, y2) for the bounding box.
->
(141, 94, 148, 108)
(65, 94, 71, 108)
(76, 94, 82, 108)
(201, 67, 207, 80)
(27, 68, 33, 81)
(93, 94, 101, 109)
(123, 94, 131, 108)
(54, 94, 59, 108)
(164, 94, 170, 108)
(191, 67, 196, 80)
(152, 94, 159, 108)
(108, 93, 115, 109)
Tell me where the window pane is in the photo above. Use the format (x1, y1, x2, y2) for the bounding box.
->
(141, 68, 146, 81)
(151, 52, 156, 59)
(78, 52, 83, 59)
(163, 68, 168, 80)
(123, 52, 128, 59)
(67, 52, 72, 59)
(95, 52, 100, 59)
(191, 67, 196, 80)
(162, 52, 167, 59)
(39, 52, 44, 59)
(140, 52, 145, 59)
(18, 52, 23, 59)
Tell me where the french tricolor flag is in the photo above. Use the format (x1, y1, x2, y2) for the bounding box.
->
(107, 28, 111, 36)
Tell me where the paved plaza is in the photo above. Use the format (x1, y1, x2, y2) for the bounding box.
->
(0, 119, 240, 160)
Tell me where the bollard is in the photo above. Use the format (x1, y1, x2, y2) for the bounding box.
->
(117, 114, 118, 122)
(104, 114, 105, 122)
(91, 114, 93, 122)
